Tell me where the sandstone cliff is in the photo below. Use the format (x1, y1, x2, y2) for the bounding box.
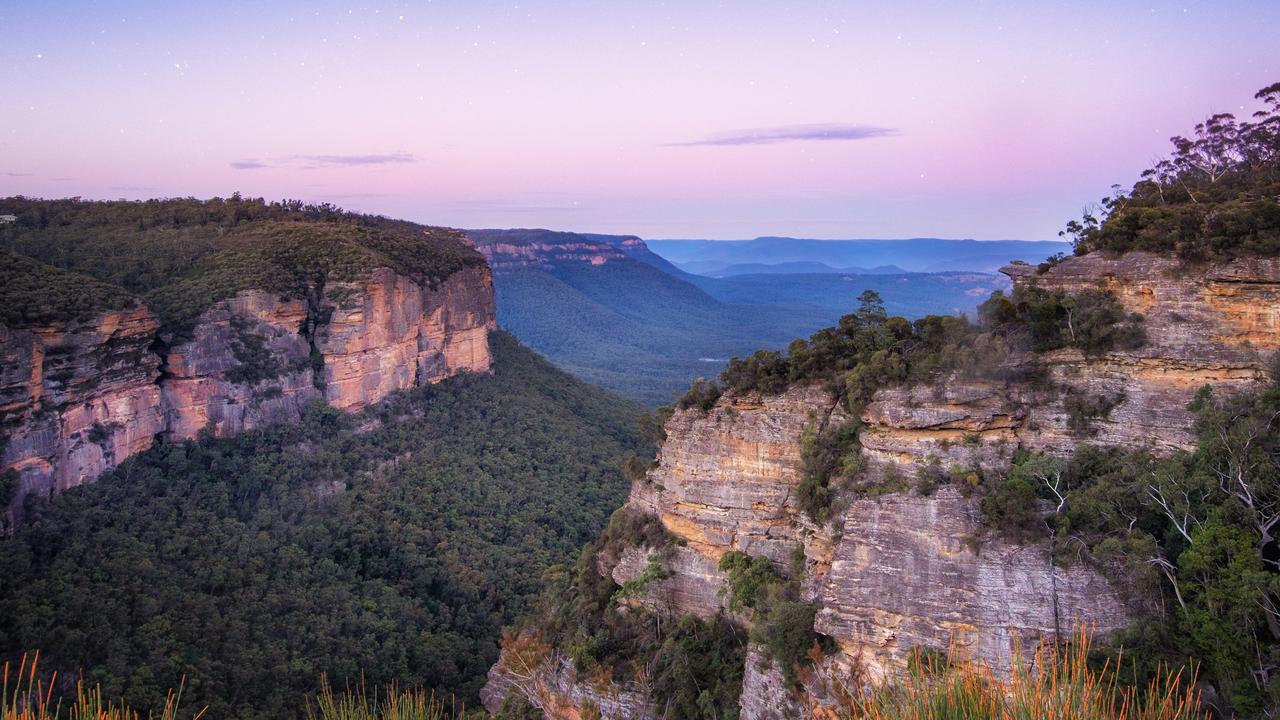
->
(483, 251, 1278, 719)
(2, 263, 496, 522)
(476, 239, 629, 271)
(1, 305, 165, 511)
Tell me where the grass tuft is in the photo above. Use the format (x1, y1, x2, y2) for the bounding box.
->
(842, 629, 1206, 720)
(306, 677, 462, 720)
(2, 652, 205, 720)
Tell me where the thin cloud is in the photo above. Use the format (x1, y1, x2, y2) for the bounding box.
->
(296, 153, 416, 168)
(1, 171, 33, 177)
(669, 123, 897, 147)
(230, 153, 417, 170)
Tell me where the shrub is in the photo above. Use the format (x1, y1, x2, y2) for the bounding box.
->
(980, 477, 1044, 543)
(980, 287, 1145, 357)
(676, 378, 721, 412)
(1064, 388, 1125, 437)
(750, 601, 820, 686)
(797, 419, 862, 523)
(718, 551, 783, 613)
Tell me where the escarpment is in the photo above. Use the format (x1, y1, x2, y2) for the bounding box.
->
(2, 208, 496, 524)
(483, 250, 1280, 720)
(1, 305, 166, 507)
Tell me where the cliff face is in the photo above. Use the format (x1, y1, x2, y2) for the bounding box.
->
(476, 240, 629, 270)
(484, 251, 1280, 719)
(1, 306, 165, 510)
(160, 291, 320, 440)
(3, 265, 496, 520)
(319, 266, 494, 411)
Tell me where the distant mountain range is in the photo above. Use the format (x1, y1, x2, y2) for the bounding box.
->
(648, 237, 1070, 275)
(469, 229, 1015, 405)
(689, 260, 909, 277)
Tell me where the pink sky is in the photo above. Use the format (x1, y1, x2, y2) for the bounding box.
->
(1, 1, 1277, 239)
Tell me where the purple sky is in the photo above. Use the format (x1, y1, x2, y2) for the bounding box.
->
(1, 1, 1276, 239)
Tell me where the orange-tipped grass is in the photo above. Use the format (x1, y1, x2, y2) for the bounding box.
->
(307, 676, 460, 720)
(2, 654, 204, 720)
(843, 629, 1206, 720)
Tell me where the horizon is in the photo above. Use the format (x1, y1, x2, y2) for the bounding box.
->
(2, 1, 1277, 239)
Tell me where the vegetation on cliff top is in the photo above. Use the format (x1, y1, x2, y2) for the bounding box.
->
(0, 196, 486, 333)
(1065, 81, 1280, 260)
(0, 250, 140, 327)
(0, 332, 646, 719)
(692, 287, 1140, 522)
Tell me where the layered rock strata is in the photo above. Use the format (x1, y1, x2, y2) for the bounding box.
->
(2, 265, 495, 520)
(484, 251, 1280, 719)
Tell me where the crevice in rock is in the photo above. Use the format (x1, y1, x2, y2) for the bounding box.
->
(300, 276, 331, 391)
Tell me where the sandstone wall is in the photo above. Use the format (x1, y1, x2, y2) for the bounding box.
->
(2, 265, 496, 521)
(484, 250, 1280, 719)
(1, 306, 165, 520)
(476, 241, 628, 271)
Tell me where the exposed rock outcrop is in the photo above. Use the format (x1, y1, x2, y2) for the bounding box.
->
(160, 291, 319, 440)
(3, 264, 496, 521)
(319, 266, 494, 411)
(483, 250, 1280, 719)
(476, 240, 629, 271)
(1, 305, 165, 514)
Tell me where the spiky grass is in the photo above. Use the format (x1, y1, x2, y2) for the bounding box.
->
(2, 652, 204, 720)
(306, 676, 461, 720)
(843, 630, 1206, 720)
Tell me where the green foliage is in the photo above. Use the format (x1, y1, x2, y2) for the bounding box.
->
(0, 197, 485, 334)
(1064, 388, 1125, 437)
(675, 378, 722, 412)
(0, 332, 647, 719)
(797, 419, 863, 523)
(717, 551, 783, 613)
(493, 695, 543, 720)
(1066, 81, 1280, 261)
(979, 476, 1045, 543)
(717, 292, 1010, 414)
(750, 601, 820, 686)
(716, 551, 825, 685)
(979, 287, 1145, 357)
(649, 615, 746, 720)
(0, 250, 139, 328)
(616, 554, 671, 600)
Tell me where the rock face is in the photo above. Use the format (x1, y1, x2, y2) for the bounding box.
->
(160, 291, 319, 440)
(482, 650, 657, 720)
(1, 305, 165, 518)
(476, 240, 629, 271)
(319, 266, 494, 411)
(1005, 251, 1278, 453)
(2, 264, 495, 522)
(483, 251, 1280, 719)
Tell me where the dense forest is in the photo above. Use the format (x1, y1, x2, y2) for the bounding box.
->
(0, 332, 648, 719)
(0, 195, 486, 333)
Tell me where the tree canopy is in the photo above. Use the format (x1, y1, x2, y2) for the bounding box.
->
(1066, 82, 1280, 260)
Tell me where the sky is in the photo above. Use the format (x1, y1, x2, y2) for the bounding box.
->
(1, 1, 1277, 240)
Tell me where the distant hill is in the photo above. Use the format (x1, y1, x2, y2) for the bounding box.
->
(648, 237, 1070, 274)
(700, 260, 908, 277)
(469, 229, 1007, 405)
